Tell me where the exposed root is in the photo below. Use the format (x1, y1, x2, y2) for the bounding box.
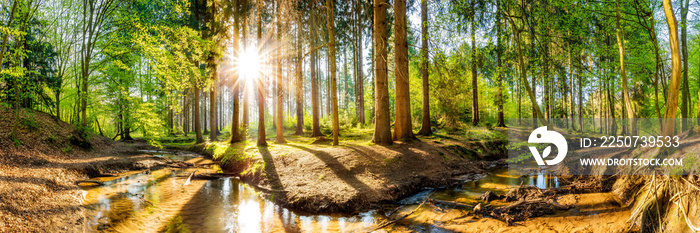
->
(480, 198, 569, 225)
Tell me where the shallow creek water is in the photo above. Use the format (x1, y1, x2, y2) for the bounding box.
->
(78, 151, 568, 232)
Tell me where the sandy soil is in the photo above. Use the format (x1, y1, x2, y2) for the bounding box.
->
(381, 192, 635, 233)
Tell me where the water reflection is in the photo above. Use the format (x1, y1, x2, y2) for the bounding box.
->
(81, 153, 561, 232)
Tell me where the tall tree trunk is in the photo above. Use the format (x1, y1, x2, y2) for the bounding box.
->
(529, 21, 537, 128)
(615, 0, 637, 135)
(242, 11, 249, 134)
(577, 56, 583, 131)
(418, 0, 433, 135)
(194, 85, 204, 143)
(295, 16, 304, 135)
(210, 71, 218, 141)
(616, 0, 635, 135)
(372, 0, 392, 145)
(355, 0, 365, 125)
(662, 0, 682, 137)
(680, 0, 690, 131)
(393, 0, 414, 141)
(276, 11, 286, 144)
(697, 52, 700, 124)
(310, 14, 323, 137)
(327, 0, 340, 146)
(231, 4, 242, 143)
(256, 2, 267, 146)
(470, 18, 479, 126)
(569, 43, 575, 130)
(203, 90, 209, 134)
(511, 27, 547, 126)
(607, 57, 617, 136)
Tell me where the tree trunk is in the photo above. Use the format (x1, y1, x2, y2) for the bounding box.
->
(194, 85, 204, 143)
(662, 0, 682, 137)
(355, 0, 365, 125)
(512, 28, 547, 126)
(231, 5, 242, 143)
(242, 14, 249, 135)
(275, 11, 286, 144)
(393, 0, 414, 141)
(577, 57, 583, 131)
(203, 90, 208, 135)
(616, 0, 635, 135)
(418, 0, 433, 135)
(310, 14, 323, 137)
(471, 18, 479, 126)
(210, 75, 217, 141)
(257, 2, 267, 146)
(327, 0, 340, 146)
(295, 16, 304, 135)
(680, 0, 690, 131)
(372, 0, 392, 145)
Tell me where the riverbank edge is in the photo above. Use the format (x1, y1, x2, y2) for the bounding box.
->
(167, 139, 505, 214)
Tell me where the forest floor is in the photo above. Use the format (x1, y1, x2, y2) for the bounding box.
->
(163, 127, 509, 214)
(0, 107, 186, 232)
(0, 106, 649, 232)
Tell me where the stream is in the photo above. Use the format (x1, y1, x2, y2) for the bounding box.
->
(79, 151, 561, 232)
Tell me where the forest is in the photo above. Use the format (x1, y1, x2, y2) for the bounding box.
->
(1, 0, 699, 232)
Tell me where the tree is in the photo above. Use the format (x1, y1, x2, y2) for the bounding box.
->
(79, 0, 119, 127)
(353, 0, 365, 125)
(661, 0, 681, 137)
(0, 0, 18, 69)
(256, 1, 267, 146)
(680, 0, 690, 131)
(294, 12, 304, 136)
(371, 0, 392, 145)
(393, 0, 414, 141)
(470, 4, 479, 126)
(310, 9, 323, 137)
(230, 0, 242, 143)
(495, 0, 505, 127)
(326, 0, 339, 146)
(503, 0, 548, 127)
(616, 0, 635, 135)
(275, 2, 286, 144)
(417, 0, 432, 135)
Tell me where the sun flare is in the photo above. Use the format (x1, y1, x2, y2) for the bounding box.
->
(238, 48, 261, 81)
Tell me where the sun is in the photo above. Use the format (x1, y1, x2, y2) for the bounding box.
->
(238, 48, 261, 81)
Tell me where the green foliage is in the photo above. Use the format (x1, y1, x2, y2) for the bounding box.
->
(13, 138, 22, 147)
(132, 102, 165, 147)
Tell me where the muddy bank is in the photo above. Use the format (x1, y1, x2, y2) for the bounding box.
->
(0, 109, 194, 232)
(208, 137, 506, 214)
